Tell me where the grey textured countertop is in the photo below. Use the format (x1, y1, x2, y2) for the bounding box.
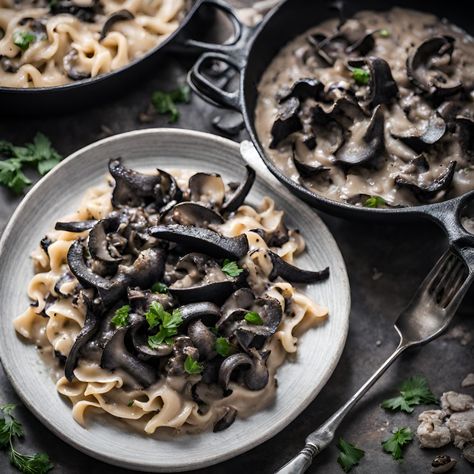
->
(0, 2, 473, 473)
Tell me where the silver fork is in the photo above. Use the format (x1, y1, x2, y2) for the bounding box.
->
(276, 248, 474, 473)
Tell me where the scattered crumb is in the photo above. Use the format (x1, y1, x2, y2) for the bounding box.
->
(375, 339, 382, 347)
(138, 104, 156, 124)
(417, 410, 451, 448)
(445, 324, 473, 346)
(462, 373, 474, 388)
(441, 391, 474, 412)
(372, 267, 383, 281)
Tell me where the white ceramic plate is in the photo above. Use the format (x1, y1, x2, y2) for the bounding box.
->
(0, 129, 350, 472)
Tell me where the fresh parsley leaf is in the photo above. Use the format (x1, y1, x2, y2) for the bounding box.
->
(352, 67, 370, 86)
(0, 133, 62, 194)
(111, 305, 130, 328)
(147, 304, 182, 347)
(145, 301, 166, 329)
(337, 438, 365, 472)
(13, 30, 36, 51)
(0, 404, 53, 473)
(382, 427, 413, 460)
(221, 259, 244, 277)
(184, 355, 203, 375)
(381, 376, 437, 413)
(127, 400, 134, 407)
(151, 85, 191, 123)
(215, 337, 235, 357)
(9, 449, 53, 474)
(151, 282, 168, 294)
(244, 311, 263, 325)
(363, 195, 386, 208)
(379, 29, 391, 38)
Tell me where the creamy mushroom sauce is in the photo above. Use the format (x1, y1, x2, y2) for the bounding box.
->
(0, 0, 187, 88)
(255, 8, 474, 207)
(14, 161, 329, 435)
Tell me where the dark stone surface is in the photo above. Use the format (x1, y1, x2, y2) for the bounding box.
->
(0, 2, 473, 473)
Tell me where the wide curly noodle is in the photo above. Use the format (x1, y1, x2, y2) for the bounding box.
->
(14, 171, 328, 434)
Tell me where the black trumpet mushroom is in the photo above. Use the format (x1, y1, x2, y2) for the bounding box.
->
(169, 253, 245, 305)
(292, 147, 330, 178)
(395, 161, 457, 202)
(407, 36, 463, 99)
(188, 173, 225, 209)
(277, 78, 325, 103)
(234, 297, 283, 351)
(335, 105, 385, 168)
(270, 97, 302, 149)
(348, 57, 399, 108)
(455, 115, 474, 157)
(101, 327, 158, 388)
(64, 296, 101, 381)
(221, 165, 256, 214)
(268, 251, 330, 283)
(167, 336, 199, 376)
(100, 9, 134, 40)
(218, 349, 269, 391)
(179, 302, 221, 328)
(312, 97, 364, 127)
(63, 48, 90, 81)
(391, 113, 446, 154)
(55, 220, 97, 232)
(68, 241, 165, 306)
(168, 202, 224, 227)
(213, 407, 237, 432)
(149, 224, 249, 259)
(187, 320, 217, 360)
(88, 215, 122, 262)
(109, 158, 182, 208)
(217, 288, 255, 336)
(49, 0, 102, 22)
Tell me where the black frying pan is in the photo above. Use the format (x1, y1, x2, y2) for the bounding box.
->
(188, 0, 474, 271)
(0, 0, 243, 116)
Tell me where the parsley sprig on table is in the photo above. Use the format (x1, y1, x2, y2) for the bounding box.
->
(151, 84, 191, 123)
(382, 427, 413, 460)
(337, 438, 365, 472)
(0, 133, 62, 194)
(0, 404, 53, 474)
(381, 376, 437, 413)
(146, 302, 183, 347)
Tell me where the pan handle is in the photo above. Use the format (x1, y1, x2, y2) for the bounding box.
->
(187, 51, 244, 110)
(180, 0, 248, 53)
(422, 190, 474, 270)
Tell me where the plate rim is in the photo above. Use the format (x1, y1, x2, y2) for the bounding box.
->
(0, 128, 350, 472)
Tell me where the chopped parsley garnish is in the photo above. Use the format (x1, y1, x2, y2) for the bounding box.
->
(111, 305, 130, 327)
(221, 259, 244, 277)
(0, 404, 53, 474)
(215, 337, 235, 357)
(337, 438, 365, 472)
(382, 427, 413, 460)
(0, 133, 63, 194)
(127, 400, 134, 408)
(151, 84, 191, 123)
(244, 311, 263, 325)
(147, 302, 182, 347)
(363, 195, 386, 208)
(151, 282, 168, 294)
(379, 29, 391, 38)
(352, 67, 370, 86)
(184, 355, 203, 375)
(381, 376, 437, 413)
(13, 30, 36, 51)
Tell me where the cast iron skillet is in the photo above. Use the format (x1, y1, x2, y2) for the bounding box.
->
(0, 0, 243, 115)
(188, 0, 474, 272)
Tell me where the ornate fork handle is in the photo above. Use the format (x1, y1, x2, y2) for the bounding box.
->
(275, 344, 407, 473)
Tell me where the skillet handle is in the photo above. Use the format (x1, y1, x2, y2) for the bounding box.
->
(187, 51, 243, 111)
(183, 0, 246, 53)
(422, 190, 474, 271)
